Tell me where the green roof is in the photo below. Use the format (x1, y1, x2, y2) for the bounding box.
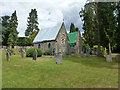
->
(67, 32, 78, 46)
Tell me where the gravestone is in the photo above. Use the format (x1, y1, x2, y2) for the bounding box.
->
(25, 47, 28, 52)
(116, 55, 120, 62)
(106, 55, 112, 62)
(33, 49, 37, 60)
(20, 48, 24, 58)
(6, 50, 10, 61)
(86, 47, 90, 57)
(56, 54, 62, 64)
(86, 52, 90, 57)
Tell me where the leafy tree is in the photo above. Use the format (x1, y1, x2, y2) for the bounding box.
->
(25, 9, 39, 37)
(7, 10, 19, 46)
(29, 29, 39, 45)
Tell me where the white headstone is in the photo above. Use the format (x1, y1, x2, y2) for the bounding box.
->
(56, 54, 62, 64)
(106, 55, 112, 62)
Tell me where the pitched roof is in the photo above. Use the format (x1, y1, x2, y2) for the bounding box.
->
(33, 22, 63, 43)
(67, 32, 78, 46)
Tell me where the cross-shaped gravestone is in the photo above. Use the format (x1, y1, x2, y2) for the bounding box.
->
(33, 49, 37, 60)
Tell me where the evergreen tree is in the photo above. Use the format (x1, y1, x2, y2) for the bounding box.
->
(7, 10, 19, 46)
(25, 9, 39, 37)
(79, 2, 98, 47)
(79, 2, 117, 54)
(70, 23, 76, 33)
(70, 23, 79, 33)
(1, 16, 10, 46)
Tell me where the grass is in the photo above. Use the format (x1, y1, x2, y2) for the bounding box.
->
(2, 49, 118, 88)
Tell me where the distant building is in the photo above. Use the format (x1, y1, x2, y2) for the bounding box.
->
(33, 22, 69, 56)
(33, 22, 82, 56)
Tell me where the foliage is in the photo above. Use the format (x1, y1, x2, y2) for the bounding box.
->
(44, 48, 53, 55)
(15, 37, 31, 46)
(7, 10, 19, 46)
(1, 11, 19, 46)
(29, 30, 39, 45)
(79, 3, 98, 47)
(70, 23, 79, 33)
(26, 48, 42, 57)
(93, 45, 107, 55)
(1, 16, 10, 46)
(25, 9, 39, 37)
(79, 2, 119, 54)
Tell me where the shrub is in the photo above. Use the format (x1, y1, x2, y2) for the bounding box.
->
(93, 45, 107, 55)
(44, 48, 53, 55)
(26, 48, 42, 57)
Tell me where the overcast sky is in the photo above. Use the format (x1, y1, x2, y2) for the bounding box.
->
(0, 0, 86, 37)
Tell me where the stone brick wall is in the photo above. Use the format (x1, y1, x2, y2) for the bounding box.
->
(76, 31, 82, 54)
(34, 41, 56, 53)
(56, 22, 69, 56)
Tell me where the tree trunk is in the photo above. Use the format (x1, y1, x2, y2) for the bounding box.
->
(108, 42, 111, 55)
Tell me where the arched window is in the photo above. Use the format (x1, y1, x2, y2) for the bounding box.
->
(38, 44, 40, 49)
(48, 43, 51, 48)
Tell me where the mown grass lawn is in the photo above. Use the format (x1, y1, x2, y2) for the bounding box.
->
(2, 49, 118, 88)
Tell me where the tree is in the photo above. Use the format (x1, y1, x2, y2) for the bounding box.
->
(79, 3, 98, 47)
(29, 29, 39, 45)
(70, 23, 76, 33)
(25, 9, 39, 37)
(98, 2, 117, 55)
(79, 2, 117, 55)
(70, 23, 79, 33)
(7, 10, 19, 46)
(1, 16, 10, 46)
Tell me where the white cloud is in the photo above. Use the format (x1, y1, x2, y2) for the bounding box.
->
(0, 0, 86, 37)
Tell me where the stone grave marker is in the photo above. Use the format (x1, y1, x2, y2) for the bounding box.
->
(6, 50, 10, 61)
(56, 53, 62, 64)
(106, 55, 112, 62)
(116, 55, 120, 62)
(33, 49, 37, 60)
(20, 48, 24, 58)
(25, 47, 28, 52)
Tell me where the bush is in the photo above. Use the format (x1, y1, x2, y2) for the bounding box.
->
(93, 45, 107, 55)
(44, 48, 53, 55)
(26, 48, 42, 57)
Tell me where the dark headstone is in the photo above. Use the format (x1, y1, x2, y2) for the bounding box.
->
(116, 55, 120, 62)
(6, 51, 10, 61)
(25, 47, 28, 52)
(56, 54, 62, 64)
(33, 49, 37, 60)
(20, 48, 24, 58)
